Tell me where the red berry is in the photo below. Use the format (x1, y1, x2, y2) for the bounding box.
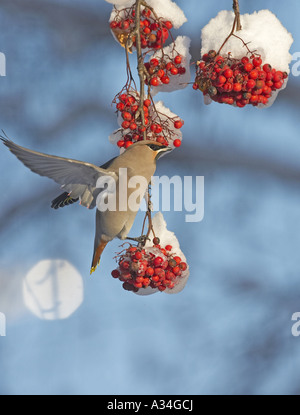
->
(153, 257, 163, 267)
(174, 120, 183, 129)
(133, 282, 143, 289)
(161, 75, 170, 84)
(117, 140, 125, 148)
(164, 20, 173, 30)
(165, 245, 172, 251)
(252, 57, 262, 67)
(131, 105, 139, 113)
(244, 63, 253, 72)
(150, 58, 159, 67)
(119, 94, 127, 102)
(241, 57, 249, 65)
(217, 75, 226, 85)
(273, 71, 283, 82)
(155, 136, 165, 145)
(111, 269, 120, 279)
(144, 98, 151, 107)
(121, 121, 130, 129)
(146, 267, 154, 277)
(174, 55, 182, 65)
(274, 81, 283, 90)
(263, 64, 272, 73)
(233, 83, 242, 92)
(257, 71, 267, 80)
(129, 122, 137, 130)
(250, 95, 258, 103)
(173, 139, 181, 148)
(143, 278, 150, 287)
(122, 111, 132, 121)
(124, 141, 133, 149)
(170, 67, 179, 75)
(154, 68, 163, 78)
(173, 256, 182, 264)
(150, 77, 160, 87)
(134, 251, 142, 260)
(246, 79, 256, 90)
(224, 68, 233, 78)
(249, 70, 259, 80)
(116, 102, 125, 111)
(172, 266, 181, 275)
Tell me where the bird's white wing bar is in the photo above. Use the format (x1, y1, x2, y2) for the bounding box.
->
(1, 137, 117, 186)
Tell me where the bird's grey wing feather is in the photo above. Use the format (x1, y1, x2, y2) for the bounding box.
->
(1, 137, 117, 185)
(1, 137, 118, 208)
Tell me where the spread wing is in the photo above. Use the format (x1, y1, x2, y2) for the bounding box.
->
(1, 136, 118, 208)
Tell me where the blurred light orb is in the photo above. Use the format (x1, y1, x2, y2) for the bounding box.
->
(23, 259, 84, 320)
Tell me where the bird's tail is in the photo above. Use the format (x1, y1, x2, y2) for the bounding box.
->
(90, 240, 108, 275)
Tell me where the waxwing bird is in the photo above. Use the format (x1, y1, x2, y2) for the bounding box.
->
(1, 135, 171, 273)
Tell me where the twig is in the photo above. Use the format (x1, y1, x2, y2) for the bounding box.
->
(217, 0, 243, 55)
(233, 0, 242, 31)
(217, 16, 237, 55)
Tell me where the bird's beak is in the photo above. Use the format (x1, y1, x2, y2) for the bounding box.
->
(155, 146, 172, 160)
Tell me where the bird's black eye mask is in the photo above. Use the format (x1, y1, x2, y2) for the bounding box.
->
(147, 144, 166, 151)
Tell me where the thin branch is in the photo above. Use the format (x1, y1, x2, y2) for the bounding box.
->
(233, 0, 242, 31)
(217, 16, 237, 55)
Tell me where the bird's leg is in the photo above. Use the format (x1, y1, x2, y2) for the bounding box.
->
(126, 235, 150, 245)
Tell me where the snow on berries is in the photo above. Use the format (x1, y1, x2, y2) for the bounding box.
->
(145, 36, 191, 94)
(107, 0, 187, 34)
(110, 93, 183, 149)
(194, 52, 288, 108)
(111, 243, 188, 294)
(195, 10, 293, 108)
(108, 0, 186, 52)
(111, 212, 189, 295)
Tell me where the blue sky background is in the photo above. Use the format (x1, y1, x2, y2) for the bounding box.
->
(0, 0, 300, 395)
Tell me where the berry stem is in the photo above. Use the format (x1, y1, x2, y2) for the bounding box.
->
(233, 0, 242, 31)
(217, 0, 242, 55)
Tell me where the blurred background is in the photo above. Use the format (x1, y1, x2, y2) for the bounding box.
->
(0, 0, 300, 395)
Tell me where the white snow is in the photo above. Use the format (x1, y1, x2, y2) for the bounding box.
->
(109, 101, 182, 149)
(201, 10, 293, 73)
(134, 212, 190, 295)
(150, 100, 183, 148)
(109, 0, 187, 29)
(109, 128, 123, 146)
(105, 0, 133, 6)
(150, 36, 191, 95)
(146, 0, 187, 29)
(200, 10, 294, 108)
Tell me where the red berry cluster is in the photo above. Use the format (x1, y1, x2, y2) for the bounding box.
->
(114, 91, 183, 148)
(110, 6, 172, 51)
(111, 239, 188, 293)
(145, 55, 186, 87)
(193, 50, 288, 107)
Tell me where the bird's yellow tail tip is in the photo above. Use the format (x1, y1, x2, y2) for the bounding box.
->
(90, 240, 108, 275)
(90, 262, 100, 275)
